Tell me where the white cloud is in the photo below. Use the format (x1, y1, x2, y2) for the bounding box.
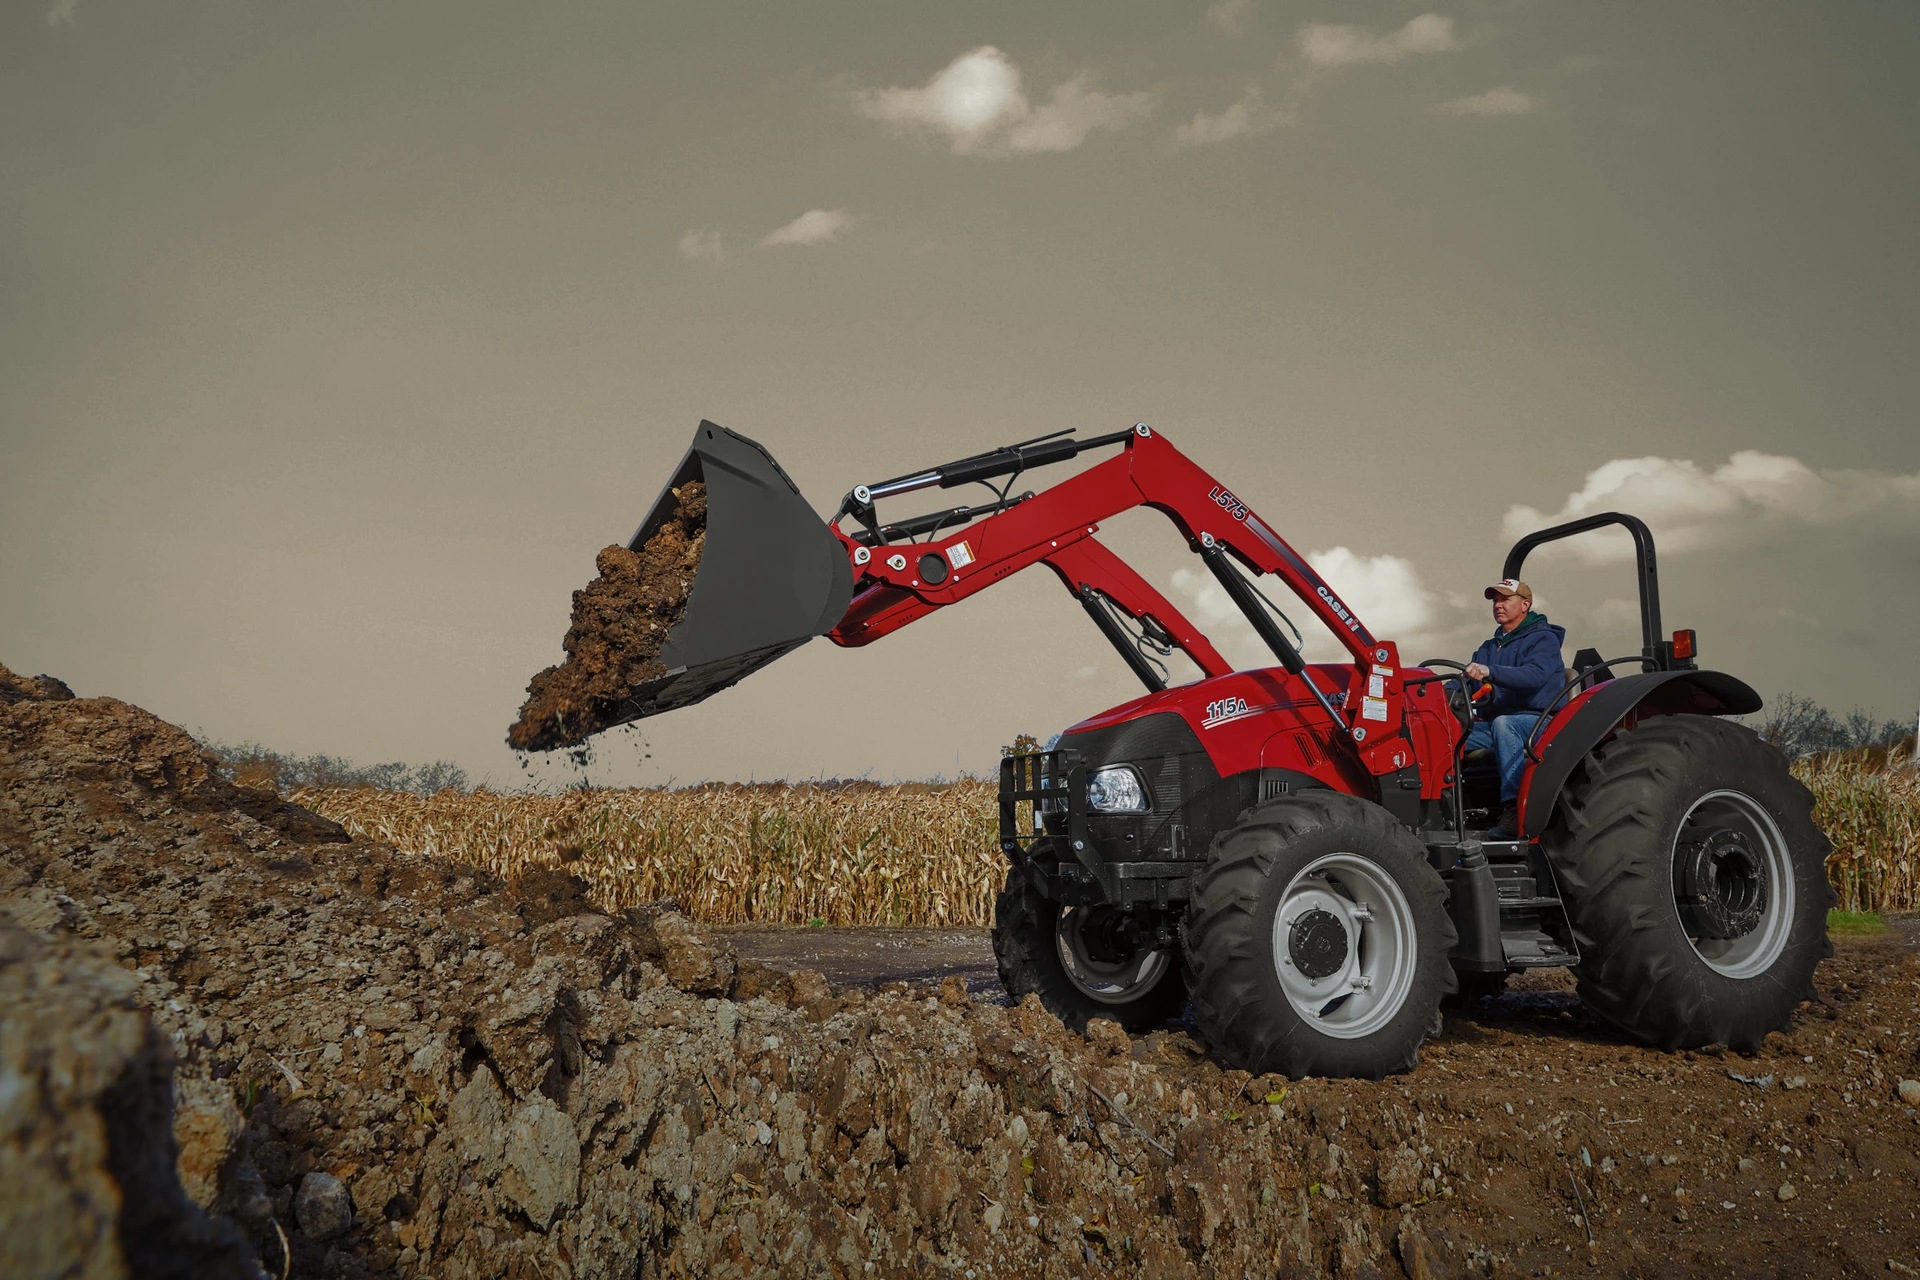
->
(1503, 452, 1920, 564)
(853, 46, 1154, 157)
(1172, 549, 1450, 666)
(1307, 548, 1437, 640)
(1175, 87, 1291, 147)
(1169, 566, 1268, 670)
(1207, 0, 1256, 35)
(676, 228, 726, 267)
(1588, 596, 1643, 633)
(1296, 14, 1460, 67)
(1170, 566, 1245, 632)
(1007, 80, 1155, 153)
(1438, 86, 1545, 117)
(760, 208, 858, 248)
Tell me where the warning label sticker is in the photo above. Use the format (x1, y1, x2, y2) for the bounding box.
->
(1361, 697, 1390, 723)
(1367, 673, 1386, 699)
(948, 541, 975, 570)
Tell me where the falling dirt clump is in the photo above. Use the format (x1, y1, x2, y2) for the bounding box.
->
(508, 482, 706, 752)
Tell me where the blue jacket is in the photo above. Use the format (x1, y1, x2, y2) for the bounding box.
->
(1470, 612, 1567, 718)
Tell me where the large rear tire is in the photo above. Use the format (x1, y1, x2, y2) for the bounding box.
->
(1542, 714, 1833, 1051)
(991, 866, 1187, 1034)
(1185, 792, 1456, 1079)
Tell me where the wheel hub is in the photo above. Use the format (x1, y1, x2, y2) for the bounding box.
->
(1675, 826, 1768, 940)
(1078, 907, 1153, 965)
(1269, 856, 1418, 1041)
(1288, 907, 1349, 979)
(1667, 790, 1797, 979)
(1054, 905, 1173, 1006)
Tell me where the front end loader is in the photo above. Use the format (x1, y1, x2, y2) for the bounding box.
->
(588, 418, 1831, 1079)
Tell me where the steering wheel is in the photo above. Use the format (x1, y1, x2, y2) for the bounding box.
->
(1415, 658, 1491, 733)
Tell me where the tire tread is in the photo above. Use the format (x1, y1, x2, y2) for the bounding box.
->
(1185, 792, 1455, 1080)
(1542, 714, 1833, 1051)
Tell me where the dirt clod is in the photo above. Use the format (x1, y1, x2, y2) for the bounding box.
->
(0, 921, 261, 1280)
(295, 1171, 353, 1241)
(1085, 1017, 1130, 1057)
(0, 666, 74, 704)
(508, 481, 706, 751)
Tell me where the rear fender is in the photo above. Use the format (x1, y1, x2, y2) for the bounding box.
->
(1518, 670, 1762, 839)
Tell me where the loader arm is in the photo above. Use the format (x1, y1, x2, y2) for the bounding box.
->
(828, 425, 1380, 673)
(601, 419, 1407, 761)
(1037, 537, 1233, 683)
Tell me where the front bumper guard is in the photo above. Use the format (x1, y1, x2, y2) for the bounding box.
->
(998, 750, 1193, 908)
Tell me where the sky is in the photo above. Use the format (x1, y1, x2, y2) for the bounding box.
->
(3, 1, 1917, 787)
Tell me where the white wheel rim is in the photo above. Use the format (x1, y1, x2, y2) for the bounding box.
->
(1055, 906, 1173, 1006)
(1671, 789, 1796, 979)
(1270, 852, 1419, 1040)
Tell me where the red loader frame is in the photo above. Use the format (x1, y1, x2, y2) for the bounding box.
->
(824, 423, 1422, 783)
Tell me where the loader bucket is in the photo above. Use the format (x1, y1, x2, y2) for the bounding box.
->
(614, 421, 853, 721)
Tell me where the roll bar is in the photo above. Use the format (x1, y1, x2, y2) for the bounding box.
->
(1501, 511, 1690, 672)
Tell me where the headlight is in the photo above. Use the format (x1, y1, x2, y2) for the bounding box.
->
(1086, 765, 1149, 813)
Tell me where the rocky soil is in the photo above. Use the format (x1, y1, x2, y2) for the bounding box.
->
(5, 661, 1920, 1279)
(716, 925, 1003, 997)
(508, 480, 706, 752)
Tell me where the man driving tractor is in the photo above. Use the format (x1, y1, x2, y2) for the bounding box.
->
(1463, 578, 1567, 839)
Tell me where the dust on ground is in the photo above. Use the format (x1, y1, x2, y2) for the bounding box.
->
(6, 660, 1920, 1280)
(714, 925, 1002, 997)
(508, 481, 706, 753)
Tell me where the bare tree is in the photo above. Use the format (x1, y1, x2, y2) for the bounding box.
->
(1754, 693, 1908, 759)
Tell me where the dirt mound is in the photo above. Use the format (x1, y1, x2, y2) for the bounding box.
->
(0, 920, 263, 1280)
(0, 670, 350, 848)
(5, 667, 1920, 1278)
(508, 482, 706, 752)
(0, 660, 75, 705)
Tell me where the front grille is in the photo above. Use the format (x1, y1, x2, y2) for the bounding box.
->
(1056, 713, 1255, 863)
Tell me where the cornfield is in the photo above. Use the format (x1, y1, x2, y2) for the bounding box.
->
(1796, 751, 1920, 914)
(292, 752, 1920, 926)
(292, 782, 1004, 926)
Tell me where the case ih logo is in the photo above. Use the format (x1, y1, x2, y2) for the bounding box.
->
(1202, 696, 1254, 729)
(1208, 486, 1249, 521)
(1316, 585, 1364, 634)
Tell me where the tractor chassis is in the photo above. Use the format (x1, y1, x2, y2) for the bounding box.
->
(1000, 748, 1580, 978)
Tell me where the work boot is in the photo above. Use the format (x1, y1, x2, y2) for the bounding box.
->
(1486, 801, 1520, 841)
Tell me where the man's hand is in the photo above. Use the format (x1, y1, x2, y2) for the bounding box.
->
(1465, 662, 1490, 681)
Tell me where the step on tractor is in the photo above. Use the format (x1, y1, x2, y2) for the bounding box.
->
(612, 420, 1832, 1079)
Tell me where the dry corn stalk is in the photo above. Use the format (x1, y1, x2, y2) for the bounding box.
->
(1794, 751, 1920, 914)
(293, 750, 1920, 925)
(292, 781, 1003, 926)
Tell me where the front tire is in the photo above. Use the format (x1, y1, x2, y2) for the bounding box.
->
(1185, 792, 1456, 1079)
(992, 865, 1187, 1034)
(1542, 714, 1833, 1051)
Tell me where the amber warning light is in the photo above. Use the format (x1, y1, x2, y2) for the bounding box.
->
(1672, 629, 1696, 661)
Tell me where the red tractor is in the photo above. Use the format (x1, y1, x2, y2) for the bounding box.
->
(616, 421, 1832, 1079)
